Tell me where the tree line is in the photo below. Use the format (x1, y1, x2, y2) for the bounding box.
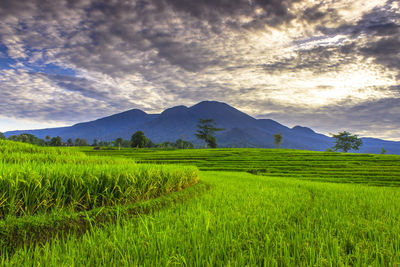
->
(0, 132, 195, 149)
(0, 120, 374, 153)
(0, 131, 196, 149)
(0, 118, 222, 149)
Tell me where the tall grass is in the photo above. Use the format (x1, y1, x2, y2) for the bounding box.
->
(1, 141, 399, 265)
(0, 163, 198, 217)
(0, 139, 79, 155)
(0, 140, 199, 218)
(3, 171, 400, 265)
(0, 140, 133, 164)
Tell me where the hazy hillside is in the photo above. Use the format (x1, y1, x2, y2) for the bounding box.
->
(5, 101, 400, 154)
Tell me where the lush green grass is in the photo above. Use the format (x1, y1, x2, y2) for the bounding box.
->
(0, 181, 209, 255)
(1, 142, 400, 265)
(82, 147, 400, 186)
(3, 171, 400, 266)
(0, 162, 198, 217)
(1, 140, 132, 165)
(0, 140, 198, 217)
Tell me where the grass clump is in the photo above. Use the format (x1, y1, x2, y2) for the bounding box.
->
(0, 181, 209, 255)
(0, 162, 198, 217)
(0, 140, 199, 218)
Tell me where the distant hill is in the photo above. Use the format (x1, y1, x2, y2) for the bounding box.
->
(5, 101, 400, 154)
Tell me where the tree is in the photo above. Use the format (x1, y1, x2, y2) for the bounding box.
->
(50, 136, 62, 146)
(331, 131, 362, 153)
(146, 140, 156, 148)
(114, 139, 133, 148)
(207, 135, 217, 148)
(8, 133, 45, 146)
(67, 138, 74, 146)
(45, 135, 51, 146)
(381, 147, 386, 154)
(175, 139, 194, 149)
(176, 138, 184, 149)
(92, 139, 98, 147)
(0, 132, 5, 140)
(75, 138, 88, 146)
(273, 133, 283, 148)
(157, 141, 174, 148)
(131, 131, 149, 148)
(98, 140, 111, 147)
(195, 118, 224, 148)
(114, 137, 123, 150)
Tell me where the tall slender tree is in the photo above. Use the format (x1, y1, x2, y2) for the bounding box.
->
(195, 118, 224, 148)
(67, 138, 74, 146)
(92, 139, 98, 147)
(45, 135, 51, 146)
(115, 137, 123, 150)
(273, 133, 283, 148)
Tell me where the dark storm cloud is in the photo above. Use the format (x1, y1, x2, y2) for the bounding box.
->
(263, 43, 358, 74)
(149, 39, 221, 72)
(362, 22, 400, 36)
(163, 0, 298, 27)
(359, 37, 400, 71)
(301, 4, 340, 24)
(38, 73, 112, 101)
(315, 1, 399, 36)
(311, 2, 400, 73)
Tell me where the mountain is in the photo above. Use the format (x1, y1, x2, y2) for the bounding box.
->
(4, 101, 400, 154)
(5, 109, 158, 141)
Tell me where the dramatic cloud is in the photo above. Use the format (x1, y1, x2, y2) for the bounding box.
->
(0, 0, 399, 140)
(256, 96, 400, 140)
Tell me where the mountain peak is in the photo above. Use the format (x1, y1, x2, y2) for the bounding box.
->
(292, 125, 315, 134)
(86, 108, 147, 124)
(190, 100, 230, 109)
(189, 100, 247, 115)
(161, 105, 188, 115)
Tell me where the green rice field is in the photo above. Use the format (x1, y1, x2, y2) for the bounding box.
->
(83, 147, 400, 186)
(1, 142, 400, 265)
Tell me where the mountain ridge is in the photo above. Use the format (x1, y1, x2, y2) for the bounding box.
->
(4, 101, 400, 154)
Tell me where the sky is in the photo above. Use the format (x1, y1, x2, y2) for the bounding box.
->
(0, 0, 399, 140)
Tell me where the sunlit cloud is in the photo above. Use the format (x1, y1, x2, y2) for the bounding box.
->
(0, 0, 398, 140)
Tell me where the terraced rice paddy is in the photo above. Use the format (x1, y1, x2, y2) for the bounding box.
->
(3, 171, 400, 266)
(1, 142, 400, 265)
(83, 148, 400, 186)
(0, 140, 198, 252)
(0, 141, 198, 218)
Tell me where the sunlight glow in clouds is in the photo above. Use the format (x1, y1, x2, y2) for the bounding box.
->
(0, 0, 399, 140)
